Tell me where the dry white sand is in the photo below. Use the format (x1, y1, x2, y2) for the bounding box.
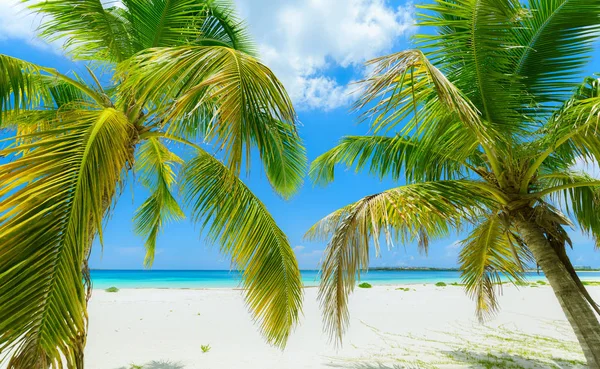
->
(86, 284, 596, 369)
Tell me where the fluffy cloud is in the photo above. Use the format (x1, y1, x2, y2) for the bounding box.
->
(237, 0, 415, 110)
(293, 245, 306, 253)
(1, 0, 415, 110)
(0, 1, 41, 45)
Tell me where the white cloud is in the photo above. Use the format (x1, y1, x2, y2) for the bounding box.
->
(446, 240, 461, 250)
(237, 0, 415, 110)
(0, 1, 43, 46)
(293, 245, 305, 253)
(1, 0, 415, 111)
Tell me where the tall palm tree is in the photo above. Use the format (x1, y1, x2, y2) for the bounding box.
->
(307, 0, 600, 366)
(0, 1, 304, 367)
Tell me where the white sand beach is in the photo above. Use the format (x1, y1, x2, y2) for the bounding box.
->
(86, 284, 594, 369)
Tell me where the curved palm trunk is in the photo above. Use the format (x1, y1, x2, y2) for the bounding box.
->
(515, 214, 600, 368)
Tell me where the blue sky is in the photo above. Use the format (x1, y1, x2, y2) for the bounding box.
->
(1, 0, 600, 270)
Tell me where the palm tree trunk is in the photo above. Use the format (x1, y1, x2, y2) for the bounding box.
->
(515, 214, 600, 368)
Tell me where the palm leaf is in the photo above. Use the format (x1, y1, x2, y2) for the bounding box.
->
(0, 54, 51, 119)
(119, 46, 300, 188)
(0, 108, 133, 368)
(418, 0, 527, 128)
(122, 0, 205, 49)
(513, 0, 600, 109)
(28, 0, 136, 62)
(306, 180, 489, 343)
(459, 216, 531, 321)
(310, 135, 479, 186)
(357, 50, 483, 138)
(181, 149, 302, 348)
(133, 137, 185, 267)
(197, 0, 256, 54)
(538, 171, 600, 247)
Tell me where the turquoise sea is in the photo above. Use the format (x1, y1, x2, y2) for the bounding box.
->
(90, 269, 600, 289)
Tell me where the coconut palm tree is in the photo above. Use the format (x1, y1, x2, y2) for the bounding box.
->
(0, 1, 304, 367)
(307, 0, 600, 366)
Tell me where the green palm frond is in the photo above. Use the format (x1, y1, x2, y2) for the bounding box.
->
(122, 0, 205, 49)
(181, 149, 302, 348)
(357, 50, 483, 137)
(310, 135, 479, 185)
(198, 0, 256, 54)
(538, 171, 600, 247)
(0, 108, 133, 367)
(28, 0, 136, 62)
(119, 46, 298, 179)
(252, 116, 306, 198)
(133, 137, 185, 267)
(514, 0, 600, 109)
(521, 77, 600, 190)
(418, 0, 527, 128)
(307, 181, 490, 343)
(0, 54, 51, 118)
(1, 53, 109, 123)
(459, 216, 531, 321)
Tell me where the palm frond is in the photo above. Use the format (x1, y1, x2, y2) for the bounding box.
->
(307, 180, 489, 343)
(28, 0, 136, 62)
(356, 50, 484, 139)
(119, 46, 298, 179)
(181, 149, 302, 348)
(459, 216, 531, 321)
(122, 0, 205, 49)
(418, 0, 528, 129)
(0, 108, 133, 368)
(0, 54, 51, 119)
(538, 171, 600, 247)
(251, 116, 306, 198)
(133, 137, 185, 267)
(521, 77, 600, 189)
(513, 0, 600, 110)
(309, 134, 478, 186)
(537, 90, 600, 169)
(198, 0, 256, 54)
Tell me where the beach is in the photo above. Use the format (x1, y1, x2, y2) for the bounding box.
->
(86, 284, 593, 369)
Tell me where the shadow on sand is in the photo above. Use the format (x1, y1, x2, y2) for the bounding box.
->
(324, 319, 587, 369)
(444, 349, 586, 368)
(327, 350, 587, 368)
(115, 360, 185, 369)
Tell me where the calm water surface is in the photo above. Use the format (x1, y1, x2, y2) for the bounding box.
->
(90, 269, 600, 289)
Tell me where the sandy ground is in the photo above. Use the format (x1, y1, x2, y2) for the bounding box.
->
(85, 284, 596, 369)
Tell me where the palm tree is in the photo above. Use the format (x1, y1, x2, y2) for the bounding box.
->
(307, 0, 600, 367)
(0, 1, 304, 367)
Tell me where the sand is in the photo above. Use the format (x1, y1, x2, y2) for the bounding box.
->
(84, 284, 596, 369)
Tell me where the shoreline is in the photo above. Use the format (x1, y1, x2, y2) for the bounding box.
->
(91, 279, 600, 290)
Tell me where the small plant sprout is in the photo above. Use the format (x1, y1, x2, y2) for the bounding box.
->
(105, 286, 119, 293)
(358, 282, 372, 288)
(129, 364, 143, 369)
(201, 344, 211, 353)
(435, 282, 447, 287)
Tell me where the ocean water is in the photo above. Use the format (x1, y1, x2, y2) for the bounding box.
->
(90, 269, 600, 289)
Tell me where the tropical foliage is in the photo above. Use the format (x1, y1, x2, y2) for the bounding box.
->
(308, 0, 600, 366)
(0, 1, 304, 367)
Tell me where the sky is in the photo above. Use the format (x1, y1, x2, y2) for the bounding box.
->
(1, 0, 600, 270)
